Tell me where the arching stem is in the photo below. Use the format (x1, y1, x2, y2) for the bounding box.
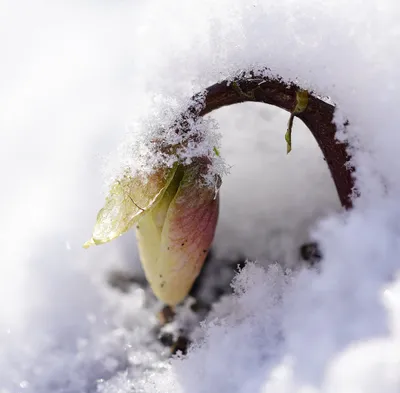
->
(179, 72, 355, 209)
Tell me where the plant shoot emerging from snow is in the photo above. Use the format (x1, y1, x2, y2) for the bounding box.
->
(85, 118, 223, 305)
(84, 76, 347, 306)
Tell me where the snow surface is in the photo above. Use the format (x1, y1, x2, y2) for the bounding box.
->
(1, 0, 400, 392)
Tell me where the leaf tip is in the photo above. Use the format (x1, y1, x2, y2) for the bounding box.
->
(83, 239, 95, 249)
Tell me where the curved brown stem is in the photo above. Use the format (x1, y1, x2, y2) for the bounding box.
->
(180, 72, 355, 209)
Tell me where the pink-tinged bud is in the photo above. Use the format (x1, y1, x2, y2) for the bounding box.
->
(84, 157, 220, 306)
(136, 160, 219, 305)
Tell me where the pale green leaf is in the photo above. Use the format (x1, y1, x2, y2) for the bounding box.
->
(84, 165, 177, 248)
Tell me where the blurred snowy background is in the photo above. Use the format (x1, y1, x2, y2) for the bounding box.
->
(1, 0, 400, 392)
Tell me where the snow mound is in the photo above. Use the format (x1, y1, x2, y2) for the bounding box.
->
(2, 0, 400, 392)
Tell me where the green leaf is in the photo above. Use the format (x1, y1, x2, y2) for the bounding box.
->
(83, 165, 177, 248)
(285, 89, 308, 154)
(293, 89, 309, 114)
(285, 124, 292, 154)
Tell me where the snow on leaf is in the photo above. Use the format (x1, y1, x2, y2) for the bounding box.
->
(84, 165, 178, 248)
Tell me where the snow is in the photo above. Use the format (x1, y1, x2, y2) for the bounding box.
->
(1, 0, 400, 392)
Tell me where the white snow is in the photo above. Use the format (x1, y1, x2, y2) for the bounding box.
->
(1, 0, 400, 392)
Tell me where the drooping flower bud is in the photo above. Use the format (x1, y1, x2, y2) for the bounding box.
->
(84, 158, 220, 306)
(136, 159, 219, 305)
